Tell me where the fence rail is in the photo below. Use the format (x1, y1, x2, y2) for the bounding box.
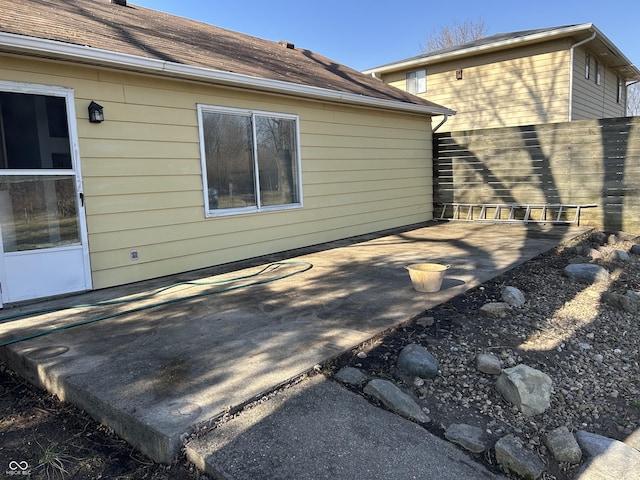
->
(434, 116, 640, 233)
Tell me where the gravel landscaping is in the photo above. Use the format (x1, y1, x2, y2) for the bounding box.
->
(332, 229, 640, 479)
(1, 228, 639, 479)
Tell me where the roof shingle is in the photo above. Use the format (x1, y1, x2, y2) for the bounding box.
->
(0, 0, 448, 112)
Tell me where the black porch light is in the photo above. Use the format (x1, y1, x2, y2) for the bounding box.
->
(88, 101, 104, 123)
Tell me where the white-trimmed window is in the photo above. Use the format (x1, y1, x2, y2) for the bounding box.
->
(198, 105, 302, 216)
(585, 52, 591, 79)
(406, 69, 426, 94)
(617, 77, 623, 103)
(595, 60, 601, 85)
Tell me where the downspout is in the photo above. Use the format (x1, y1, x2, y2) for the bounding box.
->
(568, 31, 597, 121)
(432, 114, 449, 132)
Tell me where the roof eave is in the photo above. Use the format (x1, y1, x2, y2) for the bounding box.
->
(363, 23, 639, 81)
(588, 24, 640, 82)
(363, 24, 597, 75)
(0, 32, 455, 117)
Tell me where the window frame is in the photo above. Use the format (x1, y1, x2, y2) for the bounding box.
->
(406, 69, 426, 94)
(617, 76, 623, 103)
(585, 52, 591, 79)
(197, 104, 303, 218)
(594, 59, 601, 85)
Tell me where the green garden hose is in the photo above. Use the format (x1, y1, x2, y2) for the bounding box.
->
(0, 261, 313, 347)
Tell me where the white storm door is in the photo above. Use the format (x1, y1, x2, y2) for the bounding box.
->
(0, 83, 91, 307)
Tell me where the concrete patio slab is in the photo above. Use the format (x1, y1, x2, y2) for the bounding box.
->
(185, 374, 506, 480)
(0, 222, 589, 465)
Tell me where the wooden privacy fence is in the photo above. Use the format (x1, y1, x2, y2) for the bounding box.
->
(434, 116, 640, 233)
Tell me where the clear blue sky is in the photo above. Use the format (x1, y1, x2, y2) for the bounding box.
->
(133, 0, 639, 72)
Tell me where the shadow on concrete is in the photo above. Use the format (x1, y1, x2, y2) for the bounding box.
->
(0, 222, 589, 464)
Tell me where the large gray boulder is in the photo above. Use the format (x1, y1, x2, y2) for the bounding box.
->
(563, 264, 609, 284)
(495, 434, 545, 479)
(576, 430, 640, 480)
(363, 379, 430, 423)
(445, 423, 487, 453)
(601, 292, 638, 313)
(396, 344, 438, 379)
(334, 367, 368, 386)
(476, 353, 502, 375)
(610, 249, 630, 262)
(480, 302, 512, 318)
(502, 286, 526, 308)
(496, 364, 552, 416)
(544, 426, 581, 464)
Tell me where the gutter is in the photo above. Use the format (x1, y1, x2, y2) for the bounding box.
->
(568, 30, 597, 121)
(364, 24, 598, 76)
(432, 114, 449, 132)
(0, 32, 455, 117)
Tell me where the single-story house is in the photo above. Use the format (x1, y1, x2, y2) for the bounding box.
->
(0, 0, 454, 307)
(363, 24, 640, 132)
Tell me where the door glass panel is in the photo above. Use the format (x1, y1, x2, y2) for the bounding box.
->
(0, 92, 72, 170)
(0, 175, 79, 252)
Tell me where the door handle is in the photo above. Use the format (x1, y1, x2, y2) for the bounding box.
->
(79, 192, 84, 207)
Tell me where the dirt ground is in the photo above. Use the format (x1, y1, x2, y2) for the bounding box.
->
(0, 362, 207, 479)
(332, 229, 640, 479)
(1, 229, 639, 480)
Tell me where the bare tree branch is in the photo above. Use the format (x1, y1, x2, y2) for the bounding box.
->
(627, 82, 640, 116)
(422, 19, 488, 53)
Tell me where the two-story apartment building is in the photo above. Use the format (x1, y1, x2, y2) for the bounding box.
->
(363, 24, 640, 132)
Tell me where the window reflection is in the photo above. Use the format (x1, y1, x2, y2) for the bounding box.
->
(0, 176, 80, 252)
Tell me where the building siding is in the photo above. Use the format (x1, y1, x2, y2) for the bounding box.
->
(381, 40, 576, 132)
(571, 46, 627, 120)
(1, 54, 433, 289)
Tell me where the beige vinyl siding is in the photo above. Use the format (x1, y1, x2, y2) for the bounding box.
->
(383, 40, 572, 132)
(571, 46, 626, 120)
(1, 54, 433, 289)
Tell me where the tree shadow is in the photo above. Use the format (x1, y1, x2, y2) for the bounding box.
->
(0, 221, 584, 464)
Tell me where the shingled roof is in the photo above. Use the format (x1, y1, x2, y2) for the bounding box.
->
(0, 0, 452, 115)
(364, 24, 640, 82)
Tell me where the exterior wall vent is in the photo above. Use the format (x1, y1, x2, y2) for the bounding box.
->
(278, 40, 295, 50)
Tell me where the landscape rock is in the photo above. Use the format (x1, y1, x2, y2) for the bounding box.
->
(544, 426, 581, 464)
(445, 423, 486, 453)
(415, 316, 435, 328)
(610, 249, 630, 262)
(630, 244, 640, 255)
(588, 248, 604, 260)
(601, 292, 638, 313)
(576, 430, 640, 480)
(502, 286, 526, 308)
(334, 367, 367, 386)
(496, 364, 552, 416)
(476, 353, 502, 375)
(480, 302, 511, 318)
(626, 289, 640, 302)
(614, 231, 639, 242)
(396, 344, 438, 379)
(592, 232, 607, 245)
(494, 434, 545, 480)
(563, 264, 609, 284)
(363, 379, 430, 423)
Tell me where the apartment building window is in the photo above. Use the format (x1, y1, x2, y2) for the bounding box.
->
(595, 60, 601, 85)
(406, 69, 426, 94)
(617, 77, 623, 103)
(585, 52, 591, 79)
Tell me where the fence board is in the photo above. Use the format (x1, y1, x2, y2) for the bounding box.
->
(434, 116, 640, 232)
